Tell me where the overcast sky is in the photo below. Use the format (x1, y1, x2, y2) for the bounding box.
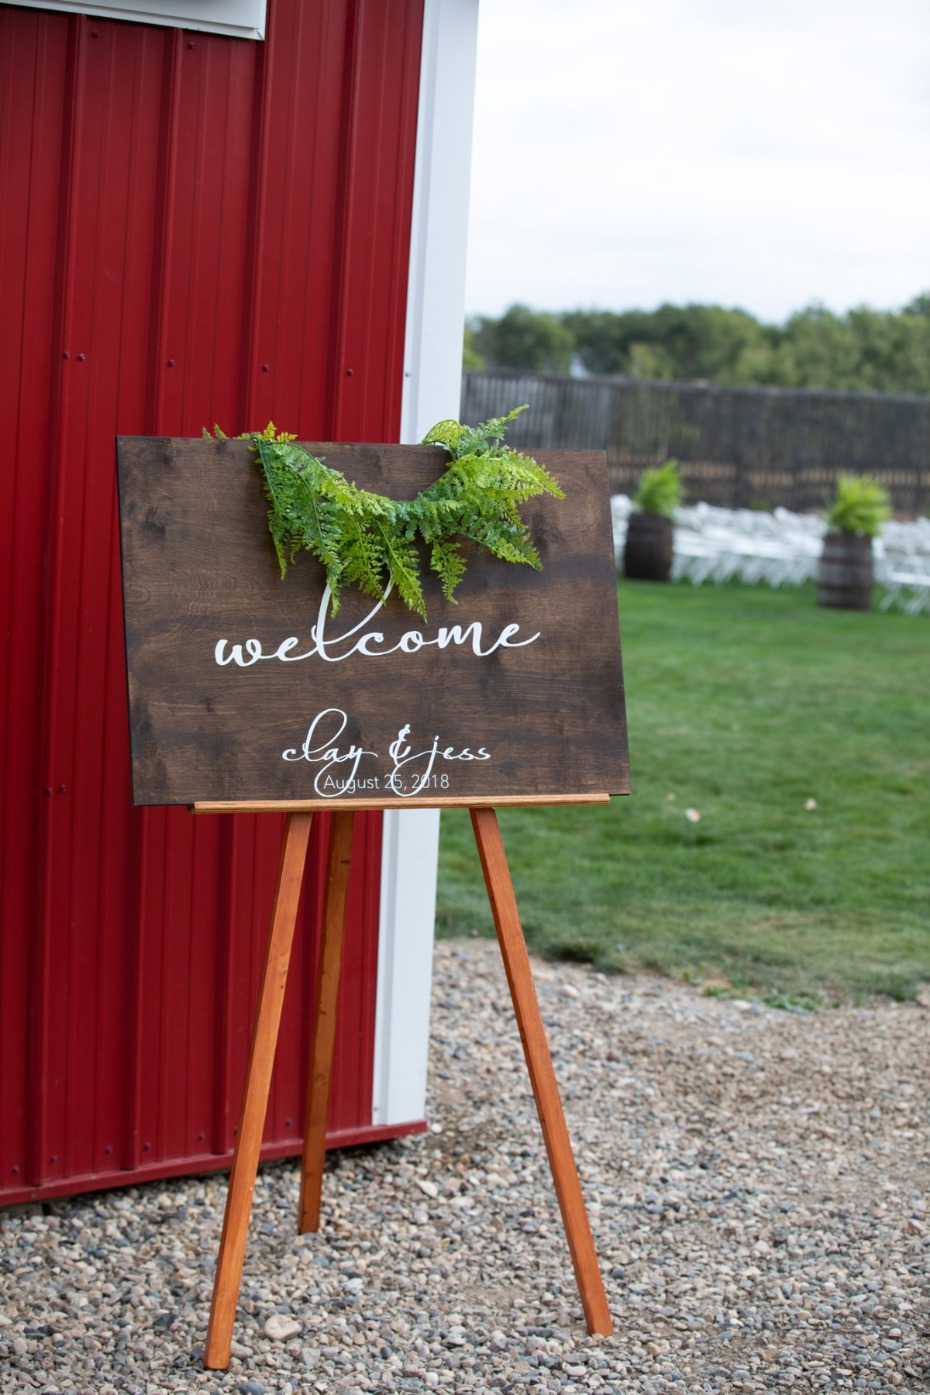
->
(463, 0, 930, 325)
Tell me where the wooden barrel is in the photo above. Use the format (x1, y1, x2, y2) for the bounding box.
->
(816, 532, 874, 610)
(623, 512, 674, 582)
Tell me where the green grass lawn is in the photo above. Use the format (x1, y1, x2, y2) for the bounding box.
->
(437, 581, 930, 1005)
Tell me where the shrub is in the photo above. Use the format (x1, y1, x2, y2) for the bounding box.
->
(633, 459, 683, 517)
(826, 475, 891, 537)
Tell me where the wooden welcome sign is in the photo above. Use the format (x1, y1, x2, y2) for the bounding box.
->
(116, 436, 629, 807)
(115, 433, 628, 1367)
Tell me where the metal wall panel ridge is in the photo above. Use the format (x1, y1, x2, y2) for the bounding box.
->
(0, 0, 426, 1204)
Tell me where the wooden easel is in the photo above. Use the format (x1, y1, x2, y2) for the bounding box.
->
(194, 797, 613, 1371)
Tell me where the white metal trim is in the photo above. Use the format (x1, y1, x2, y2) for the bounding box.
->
(372, 0, 480, 1129)
(6, 0, 266, 40)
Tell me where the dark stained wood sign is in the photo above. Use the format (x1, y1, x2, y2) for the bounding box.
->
(116, 437, 629, 806)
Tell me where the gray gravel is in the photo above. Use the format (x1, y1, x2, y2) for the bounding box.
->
(2, 938, 929, 1394)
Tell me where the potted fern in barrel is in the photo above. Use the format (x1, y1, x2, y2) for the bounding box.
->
(817, 475, 891, 610)
(623, 459, 683, 582)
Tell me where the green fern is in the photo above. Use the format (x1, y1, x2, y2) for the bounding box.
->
(207, 408, 563, 618)
(826, 475, 891, 537)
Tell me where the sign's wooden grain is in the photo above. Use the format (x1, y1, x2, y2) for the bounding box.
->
(116, 437, 629, 806)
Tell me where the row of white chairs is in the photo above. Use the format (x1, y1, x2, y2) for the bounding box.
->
(878, 517, 930, 615)
(610, 497, 930, 614)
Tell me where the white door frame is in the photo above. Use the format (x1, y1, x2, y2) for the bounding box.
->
(371, 0, 480, 1131)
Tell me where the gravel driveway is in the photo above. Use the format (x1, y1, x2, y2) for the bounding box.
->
(2, 938, 928, 1394)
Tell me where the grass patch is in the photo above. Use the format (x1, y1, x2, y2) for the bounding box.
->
(437, 581, 930, 1003)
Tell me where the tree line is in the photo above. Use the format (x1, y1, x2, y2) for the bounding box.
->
(465, 296, 930, 396)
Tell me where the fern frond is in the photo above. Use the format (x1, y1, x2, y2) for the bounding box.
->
(449, 404, 528, 458)
(370, 518, 426, 617)
(255, 438, 346, 589)
(336, 508, 392, 604)
(429, 537, 468, 602)
(420, 418, 465, 454)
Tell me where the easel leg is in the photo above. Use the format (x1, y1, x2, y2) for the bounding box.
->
(204, 811, 314, 1370)
(470, 807, 613, 1337)
(298, 809, 355, 1233)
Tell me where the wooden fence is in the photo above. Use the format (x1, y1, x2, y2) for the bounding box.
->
(461, 371, 930, 516)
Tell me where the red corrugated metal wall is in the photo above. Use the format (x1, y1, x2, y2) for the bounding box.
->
(0, 0, 425, 1204)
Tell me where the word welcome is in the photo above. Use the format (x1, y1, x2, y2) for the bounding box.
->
(214, 585, 541, 667)
(282, 708, 491, 798)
